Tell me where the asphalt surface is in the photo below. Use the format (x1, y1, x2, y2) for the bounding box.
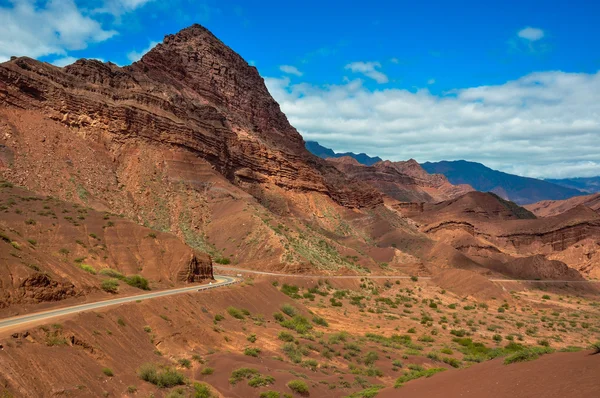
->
(0, 275, 237, 332)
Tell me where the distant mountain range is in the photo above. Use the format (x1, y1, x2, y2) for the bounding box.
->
(421, 160, 585, 205)
(305, 141, 593, 205)
(545, 177, 600, 193)
(305, 141, 382, 166)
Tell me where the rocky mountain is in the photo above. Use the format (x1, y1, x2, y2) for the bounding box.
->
(328, 157, 474, 203)
(305, 140, 383, 166)
(421, 160, 585, 205)
(0, 23, 597, 284)
(525, 193, 600, 217)
(0, 24, 433, 276)
(546, 176, 600, 193)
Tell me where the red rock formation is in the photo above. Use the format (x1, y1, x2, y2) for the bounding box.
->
(327, 157, 473, 203)
(525, 193, 600, 217)
(0, 24, 380, 209)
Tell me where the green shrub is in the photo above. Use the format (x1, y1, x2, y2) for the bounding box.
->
(591, 341, 600, 354)
(101, 279, 119, 293)
(244, 347, 261, 357)
(227, 306, 245, 319)
(247, 334, 257, 343)
(287, 379, 309, 395)
(504, 346, 554, 365)
(280, 315, 313, 334)
(99, 268, 125, 279)
(418, 335, 434, 343)
(248, 375, 275, 388)
(281, 304, 297, 317)
(229, 368, 259, 385)
(278, 331, 295, 342)
(281, 284, 300, 298)
(11, 241, 21, 250)
(25, 218, 36, 225)
(273, 312, 285, 322)
(137, 363, 185, 388)
(394, 367, 446, 388)
(193, 382, 216, 398)
(410, 276, 418, 282)
(102, 368, 114, 377)
(312, 315, 329, 327)
(442, 357, 462, 368)
(542, 295, 551, 300)
(177, 358, 191, 369)
(214, 314, 225, 322)
(125, 275, 150, 290)
(27, 239, 37, 246)
(78, 264, 96, 274)
(363, 351, 379, 366)
(200, 367, 214, 375)
(260, 391, 281, 398)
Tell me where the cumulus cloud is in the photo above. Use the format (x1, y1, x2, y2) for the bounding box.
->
(344, 61, 389, 83)
(126, 40, 160, 63)
(427, 79, 436, 85)
(94, 0, 155, 16)
(518, 27, 545, 41)
(51, 56, 79, 67)
(280, 65, 303, 76)
(0, 0, 117, 62)
(265, 71, 600, 179)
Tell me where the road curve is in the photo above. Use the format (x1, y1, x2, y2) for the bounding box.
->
(0, 275, 238, 332)
(214, 265, 600, 284)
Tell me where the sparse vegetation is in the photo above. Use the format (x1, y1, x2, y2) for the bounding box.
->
(287, 379, 309, 395)
(137, 363, 185, 388)
(101, 279, 119, 293)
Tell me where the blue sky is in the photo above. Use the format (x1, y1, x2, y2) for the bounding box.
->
(1, 0, 600, 178)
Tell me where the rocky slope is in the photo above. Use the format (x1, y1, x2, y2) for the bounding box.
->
(525, 193, 600, 217)
(0, 24, 411, 274)
(327, 157, 473, 203)
(0, 181, 212, 312)
(402, 192, 600, 279)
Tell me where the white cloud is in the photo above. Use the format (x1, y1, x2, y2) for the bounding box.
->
(390, 57, 399, 64)
(127, 40, 160, 63)
(518, 27, 545, 41)
(265, 71, 600, 179)
(427, 79, 436, 85)
(0, 0, 117, 62)
(344, 61, 389, 84)
(51, 56, 79, 67)
(280, 65, 303, 76)
(94, 0, 155, 16)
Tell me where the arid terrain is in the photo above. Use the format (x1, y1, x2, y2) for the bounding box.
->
(0, 23, 598, 398)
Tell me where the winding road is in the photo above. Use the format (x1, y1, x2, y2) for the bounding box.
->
(0, 275, 238, 332)
(1, 267, 598, 333)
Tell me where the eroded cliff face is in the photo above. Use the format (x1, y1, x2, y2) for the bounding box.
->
(0, 24, 380, 210)
(328, 157, 473, 203)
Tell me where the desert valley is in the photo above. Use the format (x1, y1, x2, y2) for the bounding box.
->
(0, 13, 599, 398)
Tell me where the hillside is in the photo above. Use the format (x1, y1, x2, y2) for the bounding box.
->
(305, 140, 383, 166)
(0, 181, 212, 314)
(526, 193, 600, 217)
(421, 160, 584, 205)
(546, 176, 600, 193)
(328, 157, 474, 203)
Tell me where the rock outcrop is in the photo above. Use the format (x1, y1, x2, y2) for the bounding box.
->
(0, 24, 380, 209)
(327, 157, 473, 203)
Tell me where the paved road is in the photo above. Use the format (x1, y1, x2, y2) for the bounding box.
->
(0, 275, 238, 332)
(214, 265, 600, 284)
